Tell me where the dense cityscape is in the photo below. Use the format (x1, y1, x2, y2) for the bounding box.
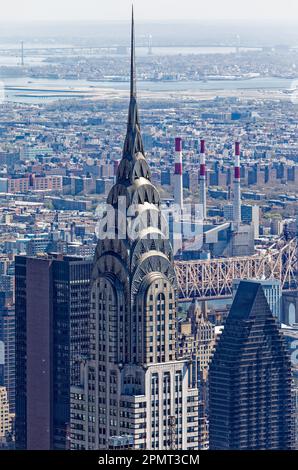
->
(0, 2, 297, 457)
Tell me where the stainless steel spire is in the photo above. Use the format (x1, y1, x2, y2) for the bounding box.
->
(123, 5, 144, 159)
(130, 5, 136, 99)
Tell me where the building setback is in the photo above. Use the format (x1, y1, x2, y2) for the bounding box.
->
(177, 300, 215, 449)
(209, 280, 293, 450)
(15, 254, 92, 450)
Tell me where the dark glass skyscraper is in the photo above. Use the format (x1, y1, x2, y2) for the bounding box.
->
(209, 280, 293, 450)
(15, 254, 92, 450)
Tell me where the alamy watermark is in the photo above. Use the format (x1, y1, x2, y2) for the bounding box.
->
(95, 197, 204, 255)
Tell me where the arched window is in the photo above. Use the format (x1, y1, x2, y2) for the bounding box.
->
(289, 303, 296, 325)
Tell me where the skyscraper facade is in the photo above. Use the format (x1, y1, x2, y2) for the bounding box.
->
(209, 280, 293, 450)
(0, 386, 13, 446)
(177, 300, 215, 449)
(15, 254, 92, 450)
(70, 10, 199, 451)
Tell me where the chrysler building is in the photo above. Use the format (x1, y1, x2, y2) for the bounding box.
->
(70, 8, 199, 450)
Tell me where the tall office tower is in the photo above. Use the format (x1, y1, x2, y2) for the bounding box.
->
(199, 139, 207, 219)
(209, 280, 293, 450)
(0, 386, 13, 447)
(177, 300, 215, 449)
(233, 141, 241, 224)
(0, 305, 15, 414)
(173, 137, 183, 209)
(15, 254, 92, 450)
(70, 9, 199, 451)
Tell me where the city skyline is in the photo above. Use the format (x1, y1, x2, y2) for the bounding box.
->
(0, 1, 297, 457)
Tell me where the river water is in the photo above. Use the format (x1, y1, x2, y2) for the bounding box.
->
(0, 44, 294, 103)
(0, 41, 294, 103)
(0, 76, 294, 104)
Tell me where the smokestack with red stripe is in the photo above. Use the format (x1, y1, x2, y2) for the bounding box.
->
(174, 137, 183, 209)
(199, 139, 207, 219)
(233, 141, 241, 224)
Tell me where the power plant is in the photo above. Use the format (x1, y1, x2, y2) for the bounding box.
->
(175, 139, 255, 260)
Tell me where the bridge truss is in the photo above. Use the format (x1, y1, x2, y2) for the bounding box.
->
(174, 237, 298, 301)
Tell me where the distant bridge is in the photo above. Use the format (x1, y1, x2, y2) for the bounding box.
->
(174, 237, 298, 301)
(0, 44, 263, 57)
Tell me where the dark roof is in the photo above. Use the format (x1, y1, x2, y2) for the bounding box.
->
(229, 280, 272, 320)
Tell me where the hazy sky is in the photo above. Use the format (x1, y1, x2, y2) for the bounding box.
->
(1, 0, 298, 22)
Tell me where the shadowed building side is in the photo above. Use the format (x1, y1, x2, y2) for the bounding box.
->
(209, 280, 294, 450)
(15, 255, 92, 450)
